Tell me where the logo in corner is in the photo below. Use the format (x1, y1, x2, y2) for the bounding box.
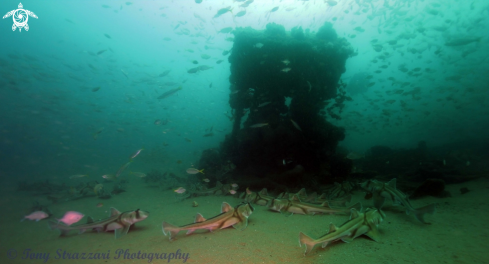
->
(3, 3, 38, 32)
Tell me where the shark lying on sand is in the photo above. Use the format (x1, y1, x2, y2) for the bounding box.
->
(269, 195, 362, 216)
(299, 208, 384, 255)
(48, 208, 149, 239)
(162, 202, 254, 241)
(244, 188, 275, 206)
(360, 178, 436, 224)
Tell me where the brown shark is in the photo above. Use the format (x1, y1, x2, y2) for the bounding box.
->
(48, 208, 149, 239)
(244, 188, 275, 206)
(162, 202, 254, 241)
(269, 195, 362, 216)
(299, 208, 383, 255)
(360, 178, 436, 224)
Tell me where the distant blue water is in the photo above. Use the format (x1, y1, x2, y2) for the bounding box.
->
(1, 0, 488, 180)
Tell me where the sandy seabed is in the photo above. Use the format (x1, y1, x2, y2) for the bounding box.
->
(1, 176, 488, 264)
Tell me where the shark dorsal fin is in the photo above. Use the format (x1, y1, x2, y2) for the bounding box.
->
(296, 188, 307, 197)
(221, 202, 233, 213)
(320, 201, 331, 208)
(110, 208, 121, 217)
(387, 178, 397, 189)
(259, 188, 268, 196)
(86, 216, 94, 224)
(277, 192, 285, 199)
(350, 208, 360, 220)
(328, 223, 338, 233)
(318, 193, 327, 199)
(194, 213, 206, 223)
(291, 194, 301, 202)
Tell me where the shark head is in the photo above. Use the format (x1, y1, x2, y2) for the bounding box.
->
(268, 198, 288, 212)
(121, 209, 149, 225)
(237, 202, 254, 218)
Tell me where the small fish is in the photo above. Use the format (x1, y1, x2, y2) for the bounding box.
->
(218, 27, 233, 33)
(96, 203, 104, 208)
(213, 6, 233, 18)
(130, 148, 144, 159)
(97, 49, 107, 55)
(281, 59, 290, 65)
(157, 86, 182, 99)
(104, 34, 111, 39)
(235, 10, 246, 17)
(131, 171, 147, 178)
(125, 2, 133, 5)
(185, 138, 192, 142)
(203, 132, 214, 137)
(174, 187, 186, 194)
(229, 190, 237, 195)
(231, 183, 238, 188)
(102, 174, 116, 180)
(290, 119, 302, 131)
(250, 123, 268, 128)
(154, 119, 162, 125)
(57, 211, 85, 226)
(281, 67, 292, 73)
(216, 60, 223, 64)
(159, 70, 171, 77)
(192, 60, 199, 64)
(176, 160, 182, 164)
(192, 201, 199, 207)
(121, 69, 129, 79)
(69, 174, 88, 179)
(254, 43, 264, 48)
(92, 87, 101, 92)
(115, 160, 132, 178)
(187, 168, 204, 174)
(22, 211, 49, 222)
(270, 6, 279, 12)
(202, 178, 210, 183)
(258, 102, 271, 107)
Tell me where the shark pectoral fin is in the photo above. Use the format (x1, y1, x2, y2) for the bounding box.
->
(114, 225, 130, 239)
(341, 236, 354, 243)
(232, 219, 248, 231)
(321, 241, 330, 248)
(299, 232, 317, 256)
(186, 229, 195, 235)
(414, 203, 436, 224)
(365, 226, 381, 242)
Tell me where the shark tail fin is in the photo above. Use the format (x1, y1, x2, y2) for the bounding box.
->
(299, 232, 317, 256)
(162, 221, 180, 241)
(413, 203, 436, 224)
(48, 220, 70, 236)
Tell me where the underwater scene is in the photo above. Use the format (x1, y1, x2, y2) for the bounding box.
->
(1, 0, 488, 263)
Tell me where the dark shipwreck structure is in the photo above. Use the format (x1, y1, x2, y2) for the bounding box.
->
(202, 22, 356, 191)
